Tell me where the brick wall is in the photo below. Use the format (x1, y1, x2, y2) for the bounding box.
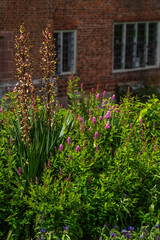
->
(0, 0, 160, 99)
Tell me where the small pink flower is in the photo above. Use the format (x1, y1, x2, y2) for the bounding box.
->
(67, 137, 71, 145)
(60, 144, 63, 152)
(105, 110, 111, 120)
(13, 87, 17, 92)
(103, 91, 106, 97)
(18, 167, 22, 175)
(76, 145, 80, 152)
(93, 117, 96, 124)
(153, 145, 156, 151)
(111, 94, 115, 101)
(35, 176, 38, 184)
(0, 108, 3, 113)
(8, 87, 10, 91)
(96, 94, 100, 100)
(88, 127, 91, 131)
(99, 116, 102, 120)
(89, 108, 92, 115)
(105, 121, 110, 129)
(139, 118, 142, 127)
(94, 131, 98, 139)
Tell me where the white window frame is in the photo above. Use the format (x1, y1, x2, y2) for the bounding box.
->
(54, 30, 77, 75)
(113, 22, 160, 73)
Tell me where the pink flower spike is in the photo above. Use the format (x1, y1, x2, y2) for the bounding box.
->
(105, 121, 110, 129)
(0, 107, 3, 113)
(96, 94, 100, 100)
(88, 127, 91, 131)
(103, 91, 106, 97)
(94, 131, 98, 139)
(76, 145, 80, 152)
(105, 110, 111, 120)
(139, 118, 142, 127)
(8, 87, 10, 91)
(111, 94, 115, 101)
(79, 117, 82, 122)
(18, 167, 22, 175)
(68, 155, 71, 161)
(93, 117, 96, 124)
(89, 108, 92, 115)
(67, 137, 71, 145)
(130, 123, 133, 129)
(60, 144, 63, 152)
(99, 116, 102, 120)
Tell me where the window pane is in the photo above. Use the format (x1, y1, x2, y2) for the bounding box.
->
(148, 23, 157, 66)
(125, 24, 135, 69)
(114, 24, 123, 69)
(137, 23, 146, 67)
(63, 32, 75, 72)
(54, 32, 61, 74)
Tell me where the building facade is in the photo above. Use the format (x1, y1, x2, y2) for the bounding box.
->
(0, 0, 160, 98)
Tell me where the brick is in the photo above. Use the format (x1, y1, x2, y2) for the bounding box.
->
(0, 0, 160, 94)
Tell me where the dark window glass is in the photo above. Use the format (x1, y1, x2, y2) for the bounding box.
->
(62, 32, 74, 72)
(114, 24, 123, 69)
(137, 23, 146, 67)
(148, 23, 157, 65)
(125, 24, 135, 69)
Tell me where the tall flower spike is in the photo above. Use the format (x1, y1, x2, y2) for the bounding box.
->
(15, 22, 35, 143)
(40, 21, 58, 127)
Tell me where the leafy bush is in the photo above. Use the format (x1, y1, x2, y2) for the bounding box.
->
(0, 23, 160, 240)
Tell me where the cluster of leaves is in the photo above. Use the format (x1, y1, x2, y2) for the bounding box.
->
(0, 23, 160, 240)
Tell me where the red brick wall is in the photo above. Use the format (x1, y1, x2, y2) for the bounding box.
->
(0, 0, 160, 97)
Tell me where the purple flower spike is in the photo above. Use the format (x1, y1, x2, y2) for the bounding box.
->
(105, 110, 111, 119)
(128, 226, 134, 231)
(111, 94, 115, 101)
(96, 93, 100, 100)
(103, 91, 106, 97)
(139, 117, 142, 127)
(60, 144, 63, 152)
(63, 226, 69, 230)
(94, 131, 98, 139)
(40, 227, 46, 233)
(110, 232, 117, 237)
(67, 137, 71, 145)
(18, 167, 22, 175)
(105, 121, 110, 129)
(93, 117, 96, 124)
(76, 145, 80, 152)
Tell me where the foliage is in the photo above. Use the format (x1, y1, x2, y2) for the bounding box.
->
(0, 23, 160, 240)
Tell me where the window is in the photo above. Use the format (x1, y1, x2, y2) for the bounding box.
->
(113, 22, 159, 71)
(53, 31, 76, 74)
